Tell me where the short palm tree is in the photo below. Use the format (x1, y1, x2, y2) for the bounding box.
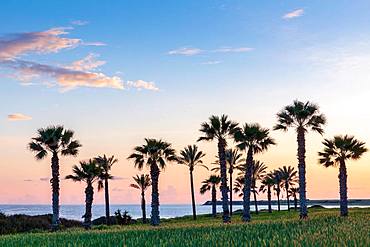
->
(198, 115, 238, 223)
(200, 175, 221, 217)
(29, 125, 81, 230)
(233, 123, 275, 221)
(127, 138, 177, 226)
(272, 170, 283, 211)
(288, 187, 299, 211)
(129, 174, 151, 223)
(259, 172, 275, 213)
(65, 159, 101, 229)
(94, 155, 118, 225)
(274, 100, 326, 219)
(318, 135, 367, 216)
(278, 166, 298, 211)
(177, 145, 207, 220)
(212, 149, 244, 215)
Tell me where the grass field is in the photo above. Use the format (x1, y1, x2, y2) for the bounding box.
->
(0, 208, 369, 246)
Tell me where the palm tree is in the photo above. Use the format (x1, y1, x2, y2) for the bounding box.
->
(200, 175, 221, 217)
(237, 161, 267, 214)
(211, 149, 244, 215)
(65, 159, 101, 229)
(278, 166, 298, 211)
(318, 135, 367, 216)
(28, 125, 81, 230)
(198, 115, 238, 223)
(94, 155, 118, 225)
(129, 174, 151, 223)
(289, 187, 299, 211)
(233, 123, 275, 222)
(274, 100, 326, 219)
(272, 170, 283, 211)
(259, 172, 275, 213)
(127, 138, 177, 226)
(177, 145, 207, 220)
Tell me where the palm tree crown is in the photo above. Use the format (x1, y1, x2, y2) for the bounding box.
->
(177, 145, 207, 171)
(130, 174, 152, 191)
(198, 114, 239, 142)
(66, 160, 101, 183)
(200, 175, 221, 194)
(94, 155, 118, 190)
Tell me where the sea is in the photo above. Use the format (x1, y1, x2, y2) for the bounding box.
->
(0, 203, 368, 221)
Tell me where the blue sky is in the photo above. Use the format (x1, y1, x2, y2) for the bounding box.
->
(1, 0, 370, 203)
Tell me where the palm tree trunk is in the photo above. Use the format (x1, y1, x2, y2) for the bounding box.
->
(217, 139, 230, 223)
(267, 186, 272, 213)
(242, 148, 253, 222)
(297, 128, 308, 219)
(141, 189, 147, 223)
(189, 169, 197, 220)
(83, 181, 94, 230)
(211, 185, 217, 217)
(339, 160, 348, 216)
(294, 194, 298, 211)
(150, 163, 160, 226)
(253, 190, 258, 214)
(286, 183, 290, 211)
(51, 152, 60, 231)
(104, 178, 110, 225)
(277, 188, 281, 211)
(229, 169, 233, 216)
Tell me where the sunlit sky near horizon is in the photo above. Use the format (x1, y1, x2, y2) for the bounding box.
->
(1, 0, 370, 205)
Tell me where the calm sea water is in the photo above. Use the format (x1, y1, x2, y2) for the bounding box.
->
(0, 204, 367, 221)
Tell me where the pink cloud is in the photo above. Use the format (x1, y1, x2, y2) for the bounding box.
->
(283, 9, 304, 19)
(127, 80, 159, 91)
(7, 113, 32, 121)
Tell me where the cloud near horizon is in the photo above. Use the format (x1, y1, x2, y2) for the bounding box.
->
(168, 46, 253, 56)
(7, 113, 32, 121)
(283, 9, 304, 19)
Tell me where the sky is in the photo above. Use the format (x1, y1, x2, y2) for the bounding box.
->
(1, 0, 370, 205)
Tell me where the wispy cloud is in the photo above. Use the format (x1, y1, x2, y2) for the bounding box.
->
(127, 80, 159, 91)
(65, 53, 106, 71)
(24, 179, 33, 182)
(201, 60, 222, 65)
(283, 9, 304, 19)
(112, 176, 127, 180)
(71, 20, 89, 26)
(40, 177, 50, 182)
(168, 47, 203, 56)
(7, 113, 32, 121)
(213, 47, 253, 53)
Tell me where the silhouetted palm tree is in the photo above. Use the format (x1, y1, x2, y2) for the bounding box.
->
(29, 125, 81, 230)
(278, 166, 298, 211)
(200, 175, 221, 217)
(274, 100, 326, 219)
(198, 115, 238, 223)
(318, 135, 367, 216)
(272, 170, 283, 211)
(128, 138, 177, 226)
(234, 123, 275, 221)
(177, 145, 207, 220)
(65, 159, 101, 229)
(130, 174, 151, 223)
(288, 187, 299, 211)
(212, 149, 244, 215)
(260, 172, 275, 213)
(95, 155, 118, 225)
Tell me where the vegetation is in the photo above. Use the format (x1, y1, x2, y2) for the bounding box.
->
(127, 138, 177, 226)
(177, 145, 207, 220)
(0, 208, 368, 246)
(278, 166, 298, 211)
(28, 126, 81, 230)
(318, 135, 367, 216)
(129, 174, 151, 223)
(198, 114, 238, 223)
(274, 100, 326, 219)
(200, 175, 221, 217)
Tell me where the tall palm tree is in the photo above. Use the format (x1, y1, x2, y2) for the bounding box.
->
(94, 155, 118, 225)
(200, 175, 221, 217)
(127, 138, 177, 226)
(212, 149, 244, 215)
(177, 145, 207, 220)
(65, 159, 101, 229)
(28, 125, 81, 230)
(198, 115, 238, 223)
(274, 100, 326, 219)
(130, 174, 151, 223)
(259, 172, 275, 213)
(289, 187, 299, 211)
(236, 161, 267, 214)
(318, 135, 367, 216)
(272, 170, 283, 211)
(278, 166, 298, 211)
(233, 123, 275, 222)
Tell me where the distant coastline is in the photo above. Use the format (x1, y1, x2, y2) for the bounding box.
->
(202, 199, 370, 206)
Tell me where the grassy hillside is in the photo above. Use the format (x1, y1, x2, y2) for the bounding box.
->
(0, 208, 369, 246)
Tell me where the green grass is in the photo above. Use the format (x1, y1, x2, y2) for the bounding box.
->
(0, 208, 369, 246)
